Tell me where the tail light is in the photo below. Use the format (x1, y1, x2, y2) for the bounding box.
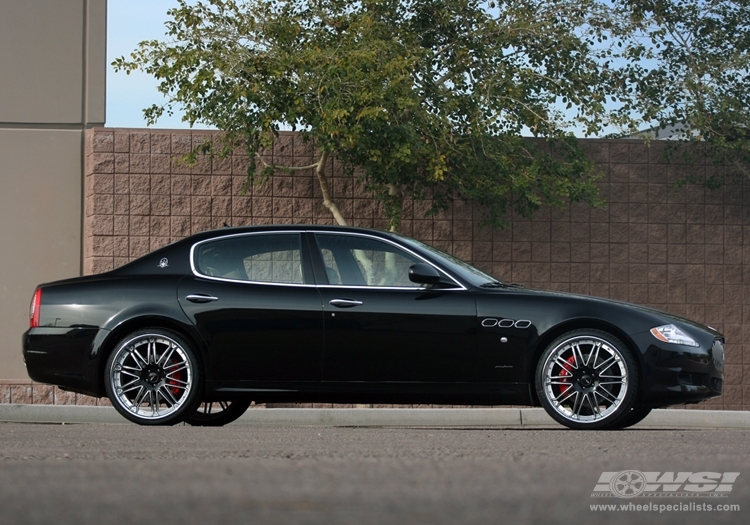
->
(29, 288, 42, 328)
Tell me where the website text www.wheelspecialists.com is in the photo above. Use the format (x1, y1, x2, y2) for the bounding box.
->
(590, 502, 740, 513)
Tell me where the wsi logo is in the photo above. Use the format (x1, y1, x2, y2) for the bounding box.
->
(592, 471, 740, 498)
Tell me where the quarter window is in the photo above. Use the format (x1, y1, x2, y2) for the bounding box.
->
(195, 234, 303, 284)
(315, 234, 421, 288)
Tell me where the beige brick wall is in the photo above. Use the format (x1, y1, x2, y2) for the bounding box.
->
(11, 127, 746, 410)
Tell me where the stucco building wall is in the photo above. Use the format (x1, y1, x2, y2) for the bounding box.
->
(0, 0, 106, 380)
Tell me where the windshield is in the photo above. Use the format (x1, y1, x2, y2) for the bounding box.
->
(394, 234, 501, 286)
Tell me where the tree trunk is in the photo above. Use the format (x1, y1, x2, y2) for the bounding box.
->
(314, 150, 348, 226)
(313, 150, 375, 281)
(386, 183, 404, 232)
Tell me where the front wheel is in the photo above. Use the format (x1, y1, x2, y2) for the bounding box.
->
(105, 328, 203, 426)
(185, 400, 252, 427)
(535, 329, 639, 430)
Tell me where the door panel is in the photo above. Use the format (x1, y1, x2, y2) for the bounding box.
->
(320, 288, 477, 382)
(310, 232, 477, 383)
(179, 232, 323, 382)
(179, 277, 324, 381)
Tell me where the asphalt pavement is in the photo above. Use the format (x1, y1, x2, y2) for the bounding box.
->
(1, 404, 749, 428)
(1, 423, 748, 525)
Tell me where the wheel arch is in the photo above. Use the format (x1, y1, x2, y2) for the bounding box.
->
(94, 315, 208, 398)
(527, 318, 644, 406)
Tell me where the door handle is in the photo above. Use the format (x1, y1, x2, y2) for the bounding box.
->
(329, 299, 363, 308)
(185, 294, 219, 303)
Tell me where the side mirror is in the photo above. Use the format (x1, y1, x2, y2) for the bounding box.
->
(408, 263, 441, 284)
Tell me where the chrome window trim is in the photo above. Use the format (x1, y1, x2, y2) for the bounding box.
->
(316, 284, 464, 291)
(311, 230, 467, 291)
(189, 230, 315, 288)
(191, 275, 317, 288)
(188, 228, 468, 290)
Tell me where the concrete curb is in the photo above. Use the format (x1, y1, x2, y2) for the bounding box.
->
(0, 404, 125, 425)
(1, 404, 749, 428)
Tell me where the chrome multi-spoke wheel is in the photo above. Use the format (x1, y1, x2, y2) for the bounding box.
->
(536, 329, 638, 430)
(105, 329, 202, 425)
(185, 400, 252, 427)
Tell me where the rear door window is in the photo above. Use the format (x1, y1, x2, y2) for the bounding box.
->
(194, 233, 304, 284)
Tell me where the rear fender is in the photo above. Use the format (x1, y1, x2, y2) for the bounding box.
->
(92, 306, 209, 397)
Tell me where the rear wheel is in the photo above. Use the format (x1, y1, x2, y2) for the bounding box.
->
(185, 400, 252, 427)
(535, 329, 639, 430)
(105, 328, 202, 426)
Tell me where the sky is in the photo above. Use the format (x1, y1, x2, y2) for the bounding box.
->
(106, 0, 210, 129)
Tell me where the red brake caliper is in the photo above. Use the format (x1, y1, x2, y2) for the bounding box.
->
(166, 357, 183, 397)
(558, 355, 576, 396)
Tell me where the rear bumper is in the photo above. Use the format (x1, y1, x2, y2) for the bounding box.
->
(22, 327, 108, 397)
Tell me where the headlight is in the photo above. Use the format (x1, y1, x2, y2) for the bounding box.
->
(650, 324, 699, 347)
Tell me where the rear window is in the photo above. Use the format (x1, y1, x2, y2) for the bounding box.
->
(194, 233, 303, 284)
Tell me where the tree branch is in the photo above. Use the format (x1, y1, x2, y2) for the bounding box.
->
(255, 153, 321, 171)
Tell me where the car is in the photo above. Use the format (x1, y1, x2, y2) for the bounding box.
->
(22, 225, 724, 429)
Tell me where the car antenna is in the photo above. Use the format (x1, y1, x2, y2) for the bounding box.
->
(223, 222, 230, 228)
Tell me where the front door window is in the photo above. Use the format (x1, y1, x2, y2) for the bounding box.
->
(315, 234, 421, 288)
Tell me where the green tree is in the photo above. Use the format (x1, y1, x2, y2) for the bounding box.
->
(617, 0, 750, 184)
(114, 0, 631, 230)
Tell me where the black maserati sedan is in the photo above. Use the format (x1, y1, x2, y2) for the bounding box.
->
(23, 225, 724, 429)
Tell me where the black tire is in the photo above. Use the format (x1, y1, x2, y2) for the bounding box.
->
(185, 400, 252, 427)
(104, 328, 203, 426)
(535, 329, 639, 430)
(611, 407, 653, 429)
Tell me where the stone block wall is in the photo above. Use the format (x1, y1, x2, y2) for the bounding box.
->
(0, 380, 111, 406)
(9, 127, 749, 410)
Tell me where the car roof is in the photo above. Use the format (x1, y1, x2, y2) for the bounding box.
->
(110, 224, 400, 277)
(185, 224, 395, 242)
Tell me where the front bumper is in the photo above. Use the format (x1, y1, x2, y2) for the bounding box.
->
(632, 332, 724, 407)
(22, 327, 108, 397)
